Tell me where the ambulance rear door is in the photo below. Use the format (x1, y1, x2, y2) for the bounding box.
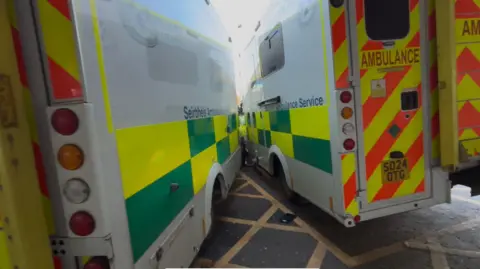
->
(345, 0, 434, 212)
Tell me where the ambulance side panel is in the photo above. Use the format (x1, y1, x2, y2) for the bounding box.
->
(72, 0, 240, 267)
(244, 0, 347, 219)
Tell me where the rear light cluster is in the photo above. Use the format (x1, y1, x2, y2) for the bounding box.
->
(337, 90, 357, 152)
(51, 108, 95, 237)
(84, 257, 110, 269)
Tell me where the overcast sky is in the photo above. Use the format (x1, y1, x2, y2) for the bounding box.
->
(211, 0, 271, 51)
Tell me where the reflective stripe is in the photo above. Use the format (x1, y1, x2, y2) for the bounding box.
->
(37, 0, 83, 100)
(342, 154, 358, 216)
(456, 0, 480, 159)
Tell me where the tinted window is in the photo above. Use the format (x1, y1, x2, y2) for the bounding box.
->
(364, 0, 410, 41)
(259, 24, 285, 77)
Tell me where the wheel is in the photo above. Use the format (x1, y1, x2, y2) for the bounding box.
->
(206, 181, 222, 239)
(277, 167, 300, 203)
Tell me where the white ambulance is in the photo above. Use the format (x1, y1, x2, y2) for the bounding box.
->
(0, 0, 240, 268)
(242, 0, 478, 227)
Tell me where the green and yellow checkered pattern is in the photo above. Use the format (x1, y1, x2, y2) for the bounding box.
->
(247, 106, 333, 174)
(115, 113, 239, 262)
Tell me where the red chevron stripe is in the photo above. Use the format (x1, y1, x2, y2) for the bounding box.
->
(344, 173, 357, 209)
(429, 10, 436, 41)
(332, 11, 346, 53)
(414, 178, 425, 193)
(48, 0, 71, 20)
(373, 131, 424, 201)
(362, 32, 420, 129)
(33, 142, 49, 196)
(47, 58, 83, 99)
(11, 27, 28, 87)
(365, 108, 418, 180)
(457, 48, 480, 74)
(336, 69, 349, 89)
(458, 101, 480, 130)
(456, 0, 480, 18)
(362, 68, 412, 130)
(356, 0, 364, 23)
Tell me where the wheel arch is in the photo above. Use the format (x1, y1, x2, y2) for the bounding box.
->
(268, 145, 293, 189)
(203, 162, 226, 236)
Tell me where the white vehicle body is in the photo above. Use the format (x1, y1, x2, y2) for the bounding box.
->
(242, 0, 453, 227)
(5, 0, 241, 268)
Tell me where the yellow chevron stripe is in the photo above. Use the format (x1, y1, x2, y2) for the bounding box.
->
(457, 74, 480, 101)
(41, 196, 55, 235)
(367, 110, 424, 202)
(334, 43, 349, 82)
(37, 0, 80, 80)
(329, 4, 349, 84)
(342, 154, 355, 185)
(393, 156, 424, 198)
(22, 87, 39, 144)
(342, 154, 358, 216)
(460, 138, 480, 156)
(460, 128, 478, 140)
(329, 3, 344, 25)
(6, 0, 16, 29)
(363, 66, 420, 156)
(359, 6, 421, 104)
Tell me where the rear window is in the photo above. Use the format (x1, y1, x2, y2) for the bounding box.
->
(364, 0, 410, 41)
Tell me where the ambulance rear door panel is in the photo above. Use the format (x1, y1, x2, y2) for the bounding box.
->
(455, 1, 480, 162)
(347, 0, 433, 212)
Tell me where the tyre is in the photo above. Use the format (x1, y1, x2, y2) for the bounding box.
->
(277, 166, 300, 203)
(206, 181, 222, 239)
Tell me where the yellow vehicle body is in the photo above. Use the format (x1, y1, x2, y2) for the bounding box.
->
(0, 1, 56, 269)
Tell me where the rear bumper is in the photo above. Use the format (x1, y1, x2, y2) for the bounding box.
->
(357, 196, 446, 223)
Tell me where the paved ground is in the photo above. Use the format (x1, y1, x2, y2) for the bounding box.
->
(192, 167, 480, 268)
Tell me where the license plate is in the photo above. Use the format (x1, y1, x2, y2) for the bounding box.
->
(381, 158, 410, 184)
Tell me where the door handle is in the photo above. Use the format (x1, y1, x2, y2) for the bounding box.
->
(401, 90, 418, 111)
(170, 183, 180, 192)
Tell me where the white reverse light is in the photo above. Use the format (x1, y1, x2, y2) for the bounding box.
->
(63, 178, 91, 204)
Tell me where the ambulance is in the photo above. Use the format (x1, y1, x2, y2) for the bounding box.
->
(242, 0, 479, 227)
(0, 0, 240, 268)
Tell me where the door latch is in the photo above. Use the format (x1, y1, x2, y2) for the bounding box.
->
(401, 90, 419, 111)
(170, 183, 180, 192)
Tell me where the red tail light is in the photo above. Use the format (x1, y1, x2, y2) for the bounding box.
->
(51, 108, 79, 136)
(69, 211, 95, 236)
(343, 139, 355, 151)
(84, 257, 109, 269)
(354, 215, 361, 223)
(340, 91, 352, 103)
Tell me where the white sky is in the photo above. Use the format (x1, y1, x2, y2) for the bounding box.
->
(211, 0, 271, 99)
(211, 0, 270, 51)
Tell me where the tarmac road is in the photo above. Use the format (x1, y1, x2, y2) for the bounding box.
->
(193, 167, 480, 269)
